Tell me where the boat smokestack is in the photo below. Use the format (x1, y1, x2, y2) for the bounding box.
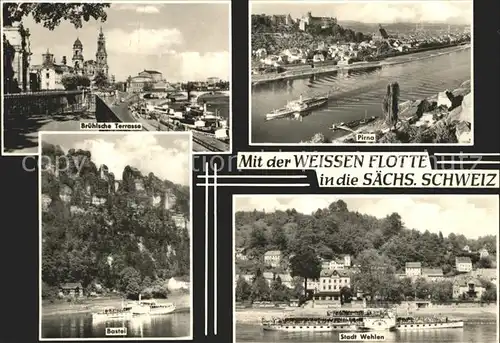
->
(139, 294, 142, 301)
(203, 103, 207, 113)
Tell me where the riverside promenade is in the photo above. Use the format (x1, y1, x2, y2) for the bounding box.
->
(252, 44, 471, 86)
(2, 91, 96, 155)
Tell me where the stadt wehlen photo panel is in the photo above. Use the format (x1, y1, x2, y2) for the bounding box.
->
(39, 131, 192, 340)
(2, 1, 231, 156)
(233, 194, 498, 343)
(249, 1, 473, 146)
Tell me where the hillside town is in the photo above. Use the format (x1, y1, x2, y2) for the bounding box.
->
(251, 12, 470, 75)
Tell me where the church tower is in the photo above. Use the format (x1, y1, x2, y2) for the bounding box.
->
(95, 27, 109, 79)
(72, 37, 84, 73)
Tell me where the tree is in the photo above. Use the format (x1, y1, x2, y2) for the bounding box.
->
(270, 225, 287, 252)
(235, 276, 251, 302)
(289, 247, 321, 296)
(340, 286, 353, 304)
(93, 71, 108, 89)
(119, 267, 142, 299)
(481, 282, 497, 303)
(382, 82, 400, 130)
(430, 280, 453, 302)
(3, 3, 110, 29)
(248, 225, 268, 258)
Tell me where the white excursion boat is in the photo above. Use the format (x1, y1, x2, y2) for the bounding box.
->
(92, 305, 133, 322)
(396, 316, 464, 330)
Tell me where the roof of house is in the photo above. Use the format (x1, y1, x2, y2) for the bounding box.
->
(142, 70, 162, 74)
(456, 256, 472, 264)
(60, 282, 83, 289)
(264, 250, 282, 256)
(405, 262, 422, 268)
(422, 268, 443, 276)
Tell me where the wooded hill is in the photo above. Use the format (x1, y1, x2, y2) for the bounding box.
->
(41, 142, 190, 299)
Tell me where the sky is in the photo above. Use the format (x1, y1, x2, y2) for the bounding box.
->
(251, 1, 472, 25)
(234, 195, 499, 239)
(22, 2, 230, 82)
(41, 132, 191, 186)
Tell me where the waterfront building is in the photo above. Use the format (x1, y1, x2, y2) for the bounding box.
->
(139, 70, 163, 83)
(72, 28, 109, 79)
(31, 49, 65, 90)
(319, 270, 350, 292)
(321, 258, 346, 271)
(264, 250, 282, 267)
(456, 256, 473, 272)
(405, 262, 422, 277)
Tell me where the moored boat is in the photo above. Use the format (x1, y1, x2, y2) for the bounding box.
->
(396, 316, 464, 330)
(265, 106, 296, 120)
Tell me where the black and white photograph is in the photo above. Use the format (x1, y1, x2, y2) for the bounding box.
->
(2, 1, 231, 156)
(233, 194, 498, 343)
(39, 131, 192, 340)
(250, 1, 472, 145)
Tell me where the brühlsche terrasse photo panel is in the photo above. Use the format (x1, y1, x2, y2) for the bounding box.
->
(39, 131, 192, 340)
(233, 194, 498, 343)
(2, 1, 231, 156)
(250, 1, 472, 145)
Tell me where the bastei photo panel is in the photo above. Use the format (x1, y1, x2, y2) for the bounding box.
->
(38, 131, 192, 340)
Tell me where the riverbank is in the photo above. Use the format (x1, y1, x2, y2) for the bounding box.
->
(235, 304, 497, 325)
(325, 79, 472, 144)
(252, 44, 470, 86)
(42, 292, 191, 317)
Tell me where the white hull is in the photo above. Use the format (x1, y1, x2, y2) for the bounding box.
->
(147, 306, 176, 316)
(263, 324, 358, 332)
(397, 321, 464, 330)
(358, 317, 397, 331)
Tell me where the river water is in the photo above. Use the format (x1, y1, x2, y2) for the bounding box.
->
(41, 311, 190, 338)
(236, 323, 497, 343)
(251, 47, 471, 143)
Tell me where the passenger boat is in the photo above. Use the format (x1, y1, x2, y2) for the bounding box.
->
(261, 316, 358, 332)
(357, 316, 397, 332)
(92, 305, 133, 322)
(396, 316, 464, 330)
(131, 300, 176, 316)
(265, 106, 297, 120)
